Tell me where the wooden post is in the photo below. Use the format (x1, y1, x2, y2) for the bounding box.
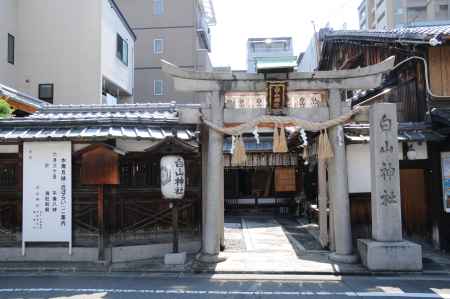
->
(97, 184, 105, 261)
(172, 201, 179, 253)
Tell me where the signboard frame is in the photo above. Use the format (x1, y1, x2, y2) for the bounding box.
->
(267, 81, 287, 115)
(22, 141, 72, 255)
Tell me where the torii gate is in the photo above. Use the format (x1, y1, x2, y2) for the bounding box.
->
(161, 57, 419, 268)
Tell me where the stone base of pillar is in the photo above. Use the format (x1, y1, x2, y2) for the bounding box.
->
(358, 239, 422, 271)
(195, 252, 226, 264)
(328, 252, 359, 264)
(164, 252, 187, 265)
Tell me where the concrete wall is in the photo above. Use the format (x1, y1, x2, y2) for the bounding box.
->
(101, 0, 135, 96)
(115, 0, 212, 103)
(347, 142, 408, 194)
(0, 0, 17, 88)
(112, 241, 201, 262)
(0, 241, 201, 262)
(116, 0, 196, 28)
(347, 144, 372, 193)
(134, 68, 197, 103)
(0, 247, 98, 262)
(135, 28, 196, 68)
(15, 0, 103, 105)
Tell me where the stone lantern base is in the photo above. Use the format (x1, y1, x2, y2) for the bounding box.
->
(358, 239, 422, 271)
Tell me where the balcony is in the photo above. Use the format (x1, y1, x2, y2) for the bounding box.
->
(102, 76, 132, 104)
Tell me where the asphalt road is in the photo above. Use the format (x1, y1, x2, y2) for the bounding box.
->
(1, 273, 450, 298)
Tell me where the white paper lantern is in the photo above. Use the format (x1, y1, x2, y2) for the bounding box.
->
(161, 155, 185, 199)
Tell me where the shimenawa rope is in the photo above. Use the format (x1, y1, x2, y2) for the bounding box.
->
(202, 106, 368, 165)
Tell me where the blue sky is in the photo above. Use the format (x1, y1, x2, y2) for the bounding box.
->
(209, 0, 361, 69)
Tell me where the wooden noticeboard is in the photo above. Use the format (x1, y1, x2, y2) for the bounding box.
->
(79, 144, 119, 185)
(275, 167, 296, 192)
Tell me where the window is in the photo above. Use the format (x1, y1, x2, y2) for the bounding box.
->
(153, 39, 164, 54)
(7, 34, 14, 65)
(116, 34, 128, 66)
(154, 80, 163, 96)
(377, 11, 386, 23)
(153, 0, 164, 16)
(437, 4, 449, 19)
(38, 84, 54, 104)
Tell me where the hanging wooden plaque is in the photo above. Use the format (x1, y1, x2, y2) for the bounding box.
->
(275, 167, 296, 192)
(267, 81, 287, 114)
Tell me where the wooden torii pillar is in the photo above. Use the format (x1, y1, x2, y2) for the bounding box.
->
(162, 57, 395, 264)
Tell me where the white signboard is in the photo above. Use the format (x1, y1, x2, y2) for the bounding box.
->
(22, 141, 72, 254)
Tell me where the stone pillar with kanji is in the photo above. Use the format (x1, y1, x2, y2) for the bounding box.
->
(358, 103, 422, 271)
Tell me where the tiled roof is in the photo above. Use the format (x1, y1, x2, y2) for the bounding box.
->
(0, 102, 201, 124)
(0, 103, 200, 142)
(29, 109, 179, 122)
(344, 122, 445, 143)
(0, 126, 196, 142)
(323, 24, 450, 43)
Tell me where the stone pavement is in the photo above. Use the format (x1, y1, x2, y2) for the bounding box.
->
(198, 216, 366, 274)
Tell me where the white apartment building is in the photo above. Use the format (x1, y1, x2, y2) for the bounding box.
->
(0, 0, 17, 90)
(297, 33, 321, 72)
(247, 37, 296, 73)
(116, 0, 216, 103)
(359, 0, 450, 30)
(0, 0, 135, 105)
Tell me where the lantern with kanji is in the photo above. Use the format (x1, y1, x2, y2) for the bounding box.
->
(161, 155, 185, 199)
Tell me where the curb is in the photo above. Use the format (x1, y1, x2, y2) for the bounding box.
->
(0, 266, 449, 277)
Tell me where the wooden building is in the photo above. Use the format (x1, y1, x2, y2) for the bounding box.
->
(0, 103, 202, 262)
(223, 134, 300, 215)
(317, 25, 450, 250)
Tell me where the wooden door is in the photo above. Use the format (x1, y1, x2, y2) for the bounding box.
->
(399, 169, 429, 238)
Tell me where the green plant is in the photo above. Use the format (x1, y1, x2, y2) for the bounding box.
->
(0, 99, 14, 118)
